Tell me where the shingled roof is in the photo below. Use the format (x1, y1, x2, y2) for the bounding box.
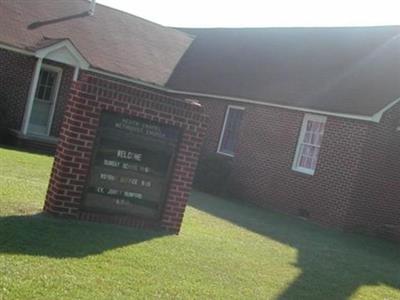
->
(0, 0, 193, 86)
(1, 1, 399, 116)
(167, 27, 400, 116)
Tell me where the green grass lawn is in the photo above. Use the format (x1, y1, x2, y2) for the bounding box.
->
(0, 147, 399, 300)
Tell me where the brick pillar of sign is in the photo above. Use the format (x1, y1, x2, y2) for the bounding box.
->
(44, 72, 207, 233)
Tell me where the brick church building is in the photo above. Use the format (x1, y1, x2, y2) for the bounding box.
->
(0, 1, 399, 239)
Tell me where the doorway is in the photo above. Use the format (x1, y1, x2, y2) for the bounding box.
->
(26, 65, 62, 136)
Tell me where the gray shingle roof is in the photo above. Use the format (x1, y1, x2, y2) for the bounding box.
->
(167, 27, 400, 115)
(0, 0, 193, 86)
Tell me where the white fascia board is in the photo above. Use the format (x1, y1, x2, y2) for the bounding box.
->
(88, 68, 163, 90)
(0, 42, 34, 56)
(371, 97, 400, 122)
(168, 89, 379, 123)
(0, 42, 396, 124)
(90, 68, 378, 123)
(35, 40, 89, 69)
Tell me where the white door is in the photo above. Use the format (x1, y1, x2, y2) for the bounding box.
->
(27, 67, 61, 136)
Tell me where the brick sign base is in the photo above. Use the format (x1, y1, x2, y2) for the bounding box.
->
(44, 73, 207, 233)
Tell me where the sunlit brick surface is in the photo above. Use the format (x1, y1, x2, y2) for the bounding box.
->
(44, 72, 207, 233)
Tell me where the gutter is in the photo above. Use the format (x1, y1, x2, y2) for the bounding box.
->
(89, 68, 389, 123)
(1, 42, 396, 124)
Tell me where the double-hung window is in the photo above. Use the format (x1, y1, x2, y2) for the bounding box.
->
(217, 105, 244, 156)
(292, 114, 327, 175)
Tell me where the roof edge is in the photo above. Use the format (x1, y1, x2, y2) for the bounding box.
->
(80, 68, 386, 123)
(175, 25, 400, 31)
(34, 39, 90, 69)
(167, 89, 380, 123)
(371, 97, 400, 122)
(0, 42, 34, 56)
(0, 42, 387, 123)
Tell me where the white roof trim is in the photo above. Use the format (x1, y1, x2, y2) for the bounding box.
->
(35, 40, 89, 69)
(0, 42, 34, 56)
(371, 97, 400, 122)
(167, 89, 380, 123)
(87, 69, 398, 124)
(86, 68, 392, 124)
(0, 42, 398, 123)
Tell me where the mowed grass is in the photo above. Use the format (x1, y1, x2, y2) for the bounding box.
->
(0, 147, 399, 300)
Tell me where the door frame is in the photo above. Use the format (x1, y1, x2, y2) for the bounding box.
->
(25, 64, 63, 136)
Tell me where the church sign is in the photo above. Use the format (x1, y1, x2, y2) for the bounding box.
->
(44, 73, 206, 233)
(82, 112, 181, 220)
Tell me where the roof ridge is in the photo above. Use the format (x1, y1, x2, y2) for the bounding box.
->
(176, 25, 400, 30)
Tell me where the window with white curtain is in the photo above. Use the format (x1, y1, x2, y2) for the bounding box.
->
(217, 105, 244, 156)
(292, 114, 327, 175)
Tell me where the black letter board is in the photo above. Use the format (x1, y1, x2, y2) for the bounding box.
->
(82, 112, 181, 220)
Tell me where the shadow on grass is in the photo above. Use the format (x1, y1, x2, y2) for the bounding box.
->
(0, 213, 166, 258)
(190, 191, 400, 300)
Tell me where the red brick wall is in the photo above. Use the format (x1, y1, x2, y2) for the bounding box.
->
(1, 49, 398, 239)
(0, 49, 74, 136)
(196, 97, 400, 240)
(44, 71, 207, 233)
(0, 48, 35, 130)
(348, 102, 400, 239)
(230, 103, 369, 228)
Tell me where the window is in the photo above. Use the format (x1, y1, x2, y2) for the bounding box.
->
(292, 114, 327, 175)
(35, 69, 57, 102)
(217, 105, 244, 156)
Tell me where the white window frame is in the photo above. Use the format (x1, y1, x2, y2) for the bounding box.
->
(23, 64, 62, 136)
(217, 105, 245, 157)
(292, 113, 327, 175)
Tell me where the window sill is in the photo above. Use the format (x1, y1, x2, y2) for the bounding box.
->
(216, 150, 234, 158)
(292, 166, 315, 176)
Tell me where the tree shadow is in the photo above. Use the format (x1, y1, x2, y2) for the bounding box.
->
(0, 213, 167, 259)
(189, 191, 400, 300)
